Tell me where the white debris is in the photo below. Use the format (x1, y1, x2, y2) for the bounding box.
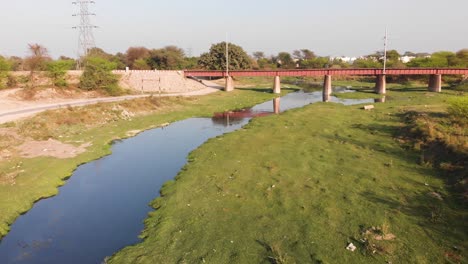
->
(346, 243, 357, 252)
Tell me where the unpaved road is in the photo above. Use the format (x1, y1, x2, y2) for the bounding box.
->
(0, 83, 222, 124)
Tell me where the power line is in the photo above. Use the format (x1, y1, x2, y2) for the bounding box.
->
(72, 0, 97, 68)
(383, 27, 388, 74)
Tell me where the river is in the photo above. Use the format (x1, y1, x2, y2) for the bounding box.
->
(0, 89, 373, 264)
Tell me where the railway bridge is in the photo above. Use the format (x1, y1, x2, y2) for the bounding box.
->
(184, 68, 468, 101)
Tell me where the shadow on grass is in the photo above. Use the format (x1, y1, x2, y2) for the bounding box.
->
(387, 86, 428, 92)
(352, 113, 467, 259)
(328, 122, 420, 164)
(349, 87, 376, 94)
(236, 87, 299, 93)
(256, 240, 281, 264)
(360, 190, 466, 246)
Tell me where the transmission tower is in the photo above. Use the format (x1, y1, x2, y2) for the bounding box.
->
(73, 0, 97, 68)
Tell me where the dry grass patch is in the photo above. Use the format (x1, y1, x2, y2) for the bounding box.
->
(17, 139, 92, 159)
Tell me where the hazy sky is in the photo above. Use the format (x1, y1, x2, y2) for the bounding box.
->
(1, 0, 467, 58)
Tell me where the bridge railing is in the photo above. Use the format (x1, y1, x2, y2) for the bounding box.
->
(184, 68, 468, 77)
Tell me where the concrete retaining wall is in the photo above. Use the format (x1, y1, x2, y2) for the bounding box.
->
(9, 70, 207, 93)
(113, 70, 207, 93)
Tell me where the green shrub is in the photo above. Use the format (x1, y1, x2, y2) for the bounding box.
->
(104, 84, 125, 96)
(447, 97, 468, 121)
(46, 60, 75, 87)
(0, 57, 11, 89)
(0, 72, 7, 89)
(6, 75, 17, 88)
(17, 75, 30, 84)
(79, 57, 121, 95)
(453, 81, 468, 92)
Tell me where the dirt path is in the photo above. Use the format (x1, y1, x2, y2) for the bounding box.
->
(0, 82, 222, 124)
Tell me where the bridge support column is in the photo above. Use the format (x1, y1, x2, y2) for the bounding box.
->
(323, 75, 332, 102)
(375, 75, 386, 94)
(225, 76, 234, 92)
(428, 74, 442, 92)
(273, 76, 281, 94)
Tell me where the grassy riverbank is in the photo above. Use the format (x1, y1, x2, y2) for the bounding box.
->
(109, 88, 466, 263)
(0, 87, 295, 239)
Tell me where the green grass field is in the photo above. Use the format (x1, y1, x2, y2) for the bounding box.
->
(0, 88, 292, 239)
(0, 80, 466, 263)
(108, 88, 466, 263)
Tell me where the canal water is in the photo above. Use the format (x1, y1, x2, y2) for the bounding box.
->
(0, 90, 373, 264)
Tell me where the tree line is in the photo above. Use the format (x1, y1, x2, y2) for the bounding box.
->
(1, 43, 467, 91)
(1, 43, 467, 72)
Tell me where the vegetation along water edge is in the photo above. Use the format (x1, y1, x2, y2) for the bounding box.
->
(108, 85, 466, 263)
(0, 86, 296, 240)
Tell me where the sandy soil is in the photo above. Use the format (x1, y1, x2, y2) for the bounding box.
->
(0, 80, 222, 164)
(17, 139, 92, 159)
(0, 80, 222, 124)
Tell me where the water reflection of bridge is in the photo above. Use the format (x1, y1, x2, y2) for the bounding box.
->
(212, 98, 281, 126)
(185, 68, 468, 101)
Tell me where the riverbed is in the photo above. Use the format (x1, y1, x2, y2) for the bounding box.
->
(0, 90, 373, 264)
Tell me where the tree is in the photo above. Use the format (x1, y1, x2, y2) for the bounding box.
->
(183, 56, 200, 70)
(300, 57, 329, 69)
(329, 58, 350, 69)
(252, 51, 265, 60)
(133, 58, 151, 70)
(352, 58, 382, 68)
(454, 49, 468, 68)
(146, 46, 186, 70)
(382, 50, 406, 68)
(293, 49, 316, 60)
(276, 52, 296, 69)
(126, 47, 150, 68)
(24, 44, 50, 87)
(257, 57, 277, 70)
(87, 47, 112, 59)
(113, 52, 127, 70)
(8, 56, 24, 71)
(79, 56, 121, 95)
(198, 42, 252, 70)
(0, 56, 11, 89)
(0, 56, 10, 71)
(46, 60, 75, 87)
(292, 50, 302, 60)
(87, 48, 126, 69)
(386, 50, 401, 62)
(407, 51, 457, 68)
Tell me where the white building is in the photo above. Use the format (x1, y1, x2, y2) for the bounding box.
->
(330, 56, 357, 64)
(399, 56, 416, 63)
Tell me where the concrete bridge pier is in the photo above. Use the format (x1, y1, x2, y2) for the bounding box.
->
(375, 74, 386, 94)
(323, 75, 332, 102)
(225, 76, 234, 92)
(428, 74, 442, 92)
(273, 76, 281, 94)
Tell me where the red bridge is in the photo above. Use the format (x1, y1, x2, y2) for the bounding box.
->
(184, 68, 468, 100)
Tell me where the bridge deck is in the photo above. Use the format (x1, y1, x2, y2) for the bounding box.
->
(184, 68, 468, 77)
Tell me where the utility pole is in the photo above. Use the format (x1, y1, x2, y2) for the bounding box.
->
(225, 33, 229, 77)
(383, 27, 388, 74)
(73, 0, 97, 69)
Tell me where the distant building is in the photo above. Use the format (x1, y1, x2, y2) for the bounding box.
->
(330, 56, 357, 64)
(399, 55, 416, 63)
